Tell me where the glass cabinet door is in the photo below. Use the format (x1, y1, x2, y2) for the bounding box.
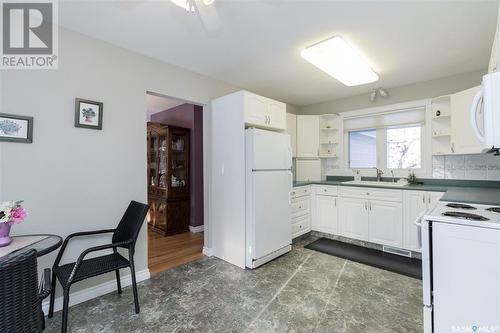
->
(148, 131, 159, 187)
(169, 130, 189, 197)
(148, 130, 168, 188)
(158, 135, 167, 188)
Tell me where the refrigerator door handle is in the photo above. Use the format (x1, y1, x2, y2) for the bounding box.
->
(288, 171, 293, 204)
(287, 146, 293, 169)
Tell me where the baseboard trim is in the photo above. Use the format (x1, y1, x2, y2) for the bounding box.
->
(202, 246, 213, 257)
(189, 225, 204, 233)
(42, 269, 150, 314)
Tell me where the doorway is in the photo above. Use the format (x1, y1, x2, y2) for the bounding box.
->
(145, 92, 204, 275)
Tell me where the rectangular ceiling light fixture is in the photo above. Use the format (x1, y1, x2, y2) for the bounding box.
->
(301, 36, 379, 86)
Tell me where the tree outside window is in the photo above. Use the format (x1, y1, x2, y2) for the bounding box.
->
(386, 125, 421, 169)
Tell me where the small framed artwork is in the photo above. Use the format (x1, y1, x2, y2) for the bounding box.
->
(0, 113, 33, 143)
(75, 98, 103, 130)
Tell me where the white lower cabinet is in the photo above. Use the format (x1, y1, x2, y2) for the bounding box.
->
(368, 200, 403, 248)
(315, 195, 339, 234)
(428, 191, 444, 207)
(338, 197, 369, 241)
(403, 191, 427, 252)
(403, 190, 445, 252)
(291, 186, 311, 238)
(306, 185, 444, 255)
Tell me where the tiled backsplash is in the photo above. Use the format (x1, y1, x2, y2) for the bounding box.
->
(433, 154, 500, 180)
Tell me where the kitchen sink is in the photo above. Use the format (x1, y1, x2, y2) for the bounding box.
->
(341, 180, 408, 187)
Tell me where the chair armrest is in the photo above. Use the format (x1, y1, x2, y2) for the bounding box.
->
(67, 241, 131, 284)
(38, 268, 51, 300)
(53, 229, 115, 267)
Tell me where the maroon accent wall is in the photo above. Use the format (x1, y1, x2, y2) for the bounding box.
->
(151, 103, 204, 227)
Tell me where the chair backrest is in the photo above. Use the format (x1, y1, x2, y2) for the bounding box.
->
(112, 201, 149, 246)
(0, 249, 42, 333)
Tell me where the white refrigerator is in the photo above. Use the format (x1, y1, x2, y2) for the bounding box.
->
(245, 128, 293, 269)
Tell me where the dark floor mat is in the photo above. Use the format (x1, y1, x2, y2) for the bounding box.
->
(305, 238, 422, 279)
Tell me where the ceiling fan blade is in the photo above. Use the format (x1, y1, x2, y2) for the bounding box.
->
(194, 0, 222, 33)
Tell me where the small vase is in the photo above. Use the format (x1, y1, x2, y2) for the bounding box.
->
(0, 222, 12, 247)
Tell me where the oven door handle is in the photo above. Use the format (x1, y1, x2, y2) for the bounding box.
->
(421, 219, 433, 307)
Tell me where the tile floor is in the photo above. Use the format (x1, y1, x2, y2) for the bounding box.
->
(45, 236, 422, 333)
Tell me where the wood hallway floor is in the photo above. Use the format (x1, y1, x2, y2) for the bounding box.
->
(148, 228, 204, 275)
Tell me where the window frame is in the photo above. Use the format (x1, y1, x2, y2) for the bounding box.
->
(344, 123, 426, 174)
(347, 128, 378, 169)
(384, 124, 423, 171)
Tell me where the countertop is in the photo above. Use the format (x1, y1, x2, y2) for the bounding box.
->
(293, 180, 449, 192)
(293, 179, 500, 206)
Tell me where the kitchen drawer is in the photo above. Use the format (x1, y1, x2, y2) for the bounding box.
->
(292, 214, 310, 237)
(367, 188, 402, 202)
(291, 197, 310, 217)
(339, 186, 402, 202)
(291, 186, 310, 198)
(315, 185, 338, 196)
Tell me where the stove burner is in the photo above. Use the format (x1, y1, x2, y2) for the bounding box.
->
(442, 211, 490, 221)
(446, 203, 477, 210)
(486, 207, 500, 213)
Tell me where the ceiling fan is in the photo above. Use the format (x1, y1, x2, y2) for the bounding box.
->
(170, 0, 222, 32)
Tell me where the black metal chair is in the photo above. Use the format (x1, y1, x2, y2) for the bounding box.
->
(48, 201, 149, 333)
(0, 249, 51, 333)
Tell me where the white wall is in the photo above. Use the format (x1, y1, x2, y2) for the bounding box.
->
(0, 28, 237, 298)
(286, 103, 300, 115)
(299, 70, 486, 115)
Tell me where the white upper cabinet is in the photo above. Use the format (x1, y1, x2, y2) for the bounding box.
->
(488, 5, 499, 73)
(286, 113, 297, 157)
(368, 200, 403, 248)
(297, 115, 320, 157)
(268, 99, 287, 130)
(245, 93, 268, 126)
(450, 86, 483, 154)
(295, 159, 321, 181)
(244, 91, 286, 131)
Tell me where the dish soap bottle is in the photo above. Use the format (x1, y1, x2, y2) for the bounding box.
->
(353, 169, 361, 181)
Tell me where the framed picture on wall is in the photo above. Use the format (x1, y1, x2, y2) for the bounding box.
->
(75, 98, 103, 130)
(0, 113, 33, 143)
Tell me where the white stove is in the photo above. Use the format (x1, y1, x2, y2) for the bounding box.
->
(420, 200, 500, 333)
(424, 201, 500, 230)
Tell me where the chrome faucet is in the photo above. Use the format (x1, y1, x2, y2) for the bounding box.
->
(374, 167, 384, 182)
(390, 170, 396, 183)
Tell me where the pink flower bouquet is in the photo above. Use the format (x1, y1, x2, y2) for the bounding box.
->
(0, 201, 27, 225)
(0, 201, 27, 247)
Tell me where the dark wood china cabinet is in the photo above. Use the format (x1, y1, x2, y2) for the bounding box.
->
(147, 123, 190, 236)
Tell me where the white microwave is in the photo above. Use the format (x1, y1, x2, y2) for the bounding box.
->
(470, 72, 500, 152)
